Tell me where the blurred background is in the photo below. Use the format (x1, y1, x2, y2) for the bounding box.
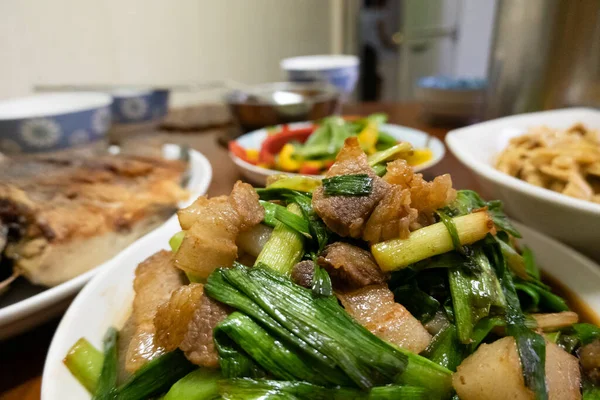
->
(0, 0, 494, 105)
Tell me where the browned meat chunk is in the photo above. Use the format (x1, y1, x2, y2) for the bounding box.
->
(126, 250, 185, 372)
(291, 260, 315, 288)
(174, 181, 264, 279)
(312, 138, 388, 238)
(384, 159, 456, 227)
(154, 282, 231, 368)
(580, 339, 600, 383)
(317, 242, 385, 290)
(154, 283, 206, 352)
(180, 294, 231, 367)
(363, 185, 417, 244)
(337, 284, 431, 353)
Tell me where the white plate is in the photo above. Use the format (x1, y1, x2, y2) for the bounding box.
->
(230, 122, 446, 185)
(0, 146, 212, 340)
(446, 108, 600, 261)
(42, 221, 600, 399)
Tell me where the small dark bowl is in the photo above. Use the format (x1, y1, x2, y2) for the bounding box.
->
(225, 82, 340, 133)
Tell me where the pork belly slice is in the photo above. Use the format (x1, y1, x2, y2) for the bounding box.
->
(312, 138, 389, 238)
(362, 185, 417, 244)
(453, 336, 580, 400)
(317, 242, 385, 290)
(291, 260, 315, 288)
(337, 284, 431, 354)
(154, 283, 231, 368)
(125, 250, 185, 373)
(174, 181, 264, 279)
(384, 159, 456, 227)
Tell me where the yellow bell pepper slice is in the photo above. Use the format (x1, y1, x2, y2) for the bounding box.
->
(246, 149, 259, 164)
(357, 121, 379, 154)
(405, 148, 433, 166)
(277, 143, 302, 172)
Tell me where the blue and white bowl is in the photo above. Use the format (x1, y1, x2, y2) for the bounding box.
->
(416, 76, 486, 120)
(281, 55, 360, 98)
(0, 93, 113, 154)
(111, 88, 169, 124)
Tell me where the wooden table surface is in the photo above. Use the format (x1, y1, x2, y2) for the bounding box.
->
(0, 102, 477, 400)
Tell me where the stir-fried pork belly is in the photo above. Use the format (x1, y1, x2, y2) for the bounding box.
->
(337, 284, 431, 353)
(125, 250, 185, 372)
(179, 294, 231, 367)
(154, 283, 231, 368)
(312, 137, 389, 238)
(453, 336, 581, 400)
(580, 339, 600, 384)
(384, 159, 456, 228)
(174, 181, 263, 279)
(317, 242, 385, 290)
(312, 139, 455, 244)
(291, 260, 315, 288)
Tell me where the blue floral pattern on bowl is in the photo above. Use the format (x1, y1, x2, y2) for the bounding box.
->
(111, 89, 169, 124)
(281, 55, 359, 97)
(0, 93, 113, 154)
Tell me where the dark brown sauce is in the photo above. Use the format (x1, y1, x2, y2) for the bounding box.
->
(542, 271, 600, 326)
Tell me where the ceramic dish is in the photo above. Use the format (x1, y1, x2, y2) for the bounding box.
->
(230, 122, 445, 185)
(0, 146, 212, 340)
(0, 93, 113, 154)
(41, 221, 600, 399)
(281, 55, 360, 97)
(446, 107, 600, 261)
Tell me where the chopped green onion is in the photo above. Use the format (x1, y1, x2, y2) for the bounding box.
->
(93, 327, 118, 400)
(322, 174, 373, 197)
(215, 312, 345, 385)
(437, 210, 463, 253)
(372, 163, 387, 177)
(218, 378, 428, 400)
(522, 247, 541, 280)
(392, 280, 440, 323)
(367, 142, 413, 166)
(214, 328, 265, 379)
(311, 263, 333, 297)
(421, 323, 466, 371)
(116, 350, 195, 400)
(260, 200, 311, 237)
(487, 239, 548, 399)
(255, 203, 305, 275)
(469, 316, 505, 351)
(163, 369, 221, 400)
(63, 338, 103, 394)
(169, 231, 185, 253)
(573, 323, 600, 346)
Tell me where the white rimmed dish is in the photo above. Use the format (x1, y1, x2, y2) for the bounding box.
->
(41, 221, 600, 399)
(0, 146, 212, 340)
(446, 108, 600, 261)
(231, 122, 446, 185)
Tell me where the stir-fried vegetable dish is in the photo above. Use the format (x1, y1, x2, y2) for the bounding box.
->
(65, 138, 600, 399)
(229, 113, 433, 175)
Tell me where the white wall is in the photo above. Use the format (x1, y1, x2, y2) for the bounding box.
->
(0, 0, 335, 105)
(454, 0, 497, 78)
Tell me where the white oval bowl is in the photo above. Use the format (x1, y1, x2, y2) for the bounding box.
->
(446, 107, 600, 261)
(231, 122, 446, 185)
(0, 146, 212, 340)
(42, 221, 600, 399)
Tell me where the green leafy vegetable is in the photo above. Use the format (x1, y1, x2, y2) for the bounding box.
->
(312, 263, 333, 297)
(486, 240, 548, 400)
(93, 327, 118, 400)
(63, 338, 103, 394)
(218, 378, 428, 400)
(163, 369, 221, 400)
(169, 231, 185, 253)
(260, 200, 311, 237)
(322, 174, 373, 197)
(116, 350, 195, 400)
(574, 323, 600, 346)
(393, 280, 440, 323)
(443, 190, 521, 238)
(421, 323, 466, 371)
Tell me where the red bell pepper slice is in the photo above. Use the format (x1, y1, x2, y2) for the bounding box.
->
(229, 141, 255, 164)
(259, 125, 314, 165)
